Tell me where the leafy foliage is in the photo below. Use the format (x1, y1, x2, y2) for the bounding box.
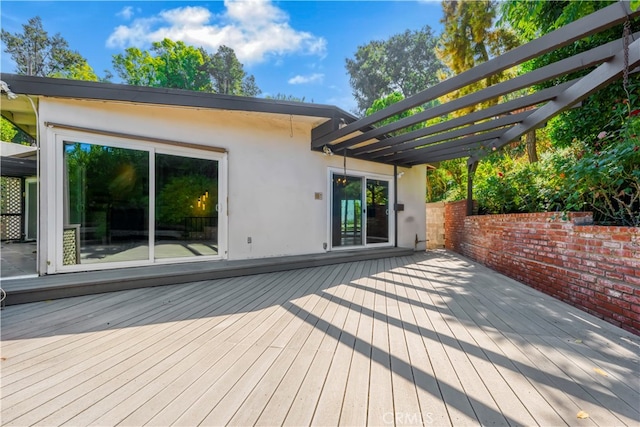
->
(500, 0, 640, 147)
(426, 1, 640, 226)
(471, 97, 640, 226)
(1, 117, 32, 145)
(426, 159, 468, 202)
(112, 40, 261, 96)
(365, 92, 426, 134)
(205, 45, 261, 96)
(49, 60, 98, 81)
(474, 150, 564, 214)
(345, 26, 443, 114)
(437, 0, 519, 115)
(1, 118, 18, 142)
(156, 175, 217, 225)
(558, 101, 640, 226)
(113, 40, 211, 91)
(1, 16, 98, 79)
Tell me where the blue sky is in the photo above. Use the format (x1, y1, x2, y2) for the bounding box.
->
(1, 1, 443, 113)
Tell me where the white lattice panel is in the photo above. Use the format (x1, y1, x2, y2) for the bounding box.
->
(63, 228, 79, 265)
(1, 177, 22, 214)
(1, 215, 21, 240)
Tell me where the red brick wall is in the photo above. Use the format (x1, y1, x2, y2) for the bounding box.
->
(444, 203, 640, 335)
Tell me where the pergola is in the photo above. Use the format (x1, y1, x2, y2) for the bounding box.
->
(311, 2, 640, 214)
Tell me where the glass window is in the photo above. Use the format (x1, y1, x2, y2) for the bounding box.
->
(155, 153, 219, 259)
(63, 142, 149, 264)
(332, 174, 363, 247)
(366, 179, 389, 244)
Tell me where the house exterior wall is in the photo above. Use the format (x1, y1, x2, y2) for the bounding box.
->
(38, 98, 425, 272)
(444, 201, 640, 336)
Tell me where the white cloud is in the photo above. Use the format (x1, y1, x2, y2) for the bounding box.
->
(288, 73, 324, 85)
(117, 6, 134, 20)
(106, 0, 326, 64)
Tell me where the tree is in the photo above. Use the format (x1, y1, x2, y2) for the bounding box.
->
(241, 75, 261, 98)
(113, 41, 261, 96)
(365, 92, 426, 134)
(205, 45, 261, 97)
(1, 16, 96, 78)
(153, 39, 211, 91)
(50, 60, 99, 81)
(437, 0, 519, 114)
(113, 39, 210, 91)
(426, 0, 522, 204)
(345, 26, 443, 114)
(1, 117, 32, 145)
(1, 117, 18, 142)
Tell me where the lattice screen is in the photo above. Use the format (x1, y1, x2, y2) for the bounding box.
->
(63, 227, 79, 265)
(1, 177, 22, 240)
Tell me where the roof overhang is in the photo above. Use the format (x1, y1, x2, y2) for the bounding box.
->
(1, 156, 37, 177)
(0, 73, 357, 141)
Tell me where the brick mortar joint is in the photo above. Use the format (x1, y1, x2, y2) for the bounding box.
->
(456, 246, 640, 295)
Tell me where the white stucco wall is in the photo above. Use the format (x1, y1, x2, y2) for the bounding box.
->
(39, 98, 425, 269)
(397, 164, 427, 251)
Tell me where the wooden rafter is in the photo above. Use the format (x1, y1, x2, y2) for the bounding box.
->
(311, 2, 640, 167)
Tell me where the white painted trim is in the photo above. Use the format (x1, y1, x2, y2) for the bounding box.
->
(24, 177, 37, 240)
(149, 150, 156, 261)
(47, 128, 59, 274)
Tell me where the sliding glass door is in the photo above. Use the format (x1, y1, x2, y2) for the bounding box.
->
(60, 137, 224, 270)
(332, 175, 363, 247)
(330, 172, 392, 249)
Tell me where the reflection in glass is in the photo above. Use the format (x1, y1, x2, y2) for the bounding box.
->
(332, 174, 362, 247)
(366, 179, 389, 244)
(155, 154, 219, 259)
(64, 142, 149, 264)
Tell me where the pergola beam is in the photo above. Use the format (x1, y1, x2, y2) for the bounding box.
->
(470, 37, 640, 163)
(324, 34, 634, 152)
(399, 128, 513, 165)
(370, 111, 532, 163)
(381, 128, 509, 166)
(349, 80, 575, 156)
(311, 1, 638, 149)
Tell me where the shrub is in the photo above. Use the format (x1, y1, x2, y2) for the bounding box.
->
(558, 101, 640, 226)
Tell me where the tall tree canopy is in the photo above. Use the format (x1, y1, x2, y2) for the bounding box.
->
(437, 0, 519, 114)
(113, 40, 261, 96)
(345, 26, 443, 114)
(113, 39, 211, 91)
(1, 16, 98, 80)
(205, 45, 261, 97)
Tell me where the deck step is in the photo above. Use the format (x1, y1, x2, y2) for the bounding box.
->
(1, 247, 415, 305)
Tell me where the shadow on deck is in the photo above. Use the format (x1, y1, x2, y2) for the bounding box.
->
(1, 251, 638, 426)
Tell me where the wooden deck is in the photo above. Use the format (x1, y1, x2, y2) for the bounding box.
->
(1, 250, 638, 426)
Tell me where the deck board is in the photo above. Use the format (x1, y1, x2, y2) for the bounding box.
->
(2, 250, 638, 427)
